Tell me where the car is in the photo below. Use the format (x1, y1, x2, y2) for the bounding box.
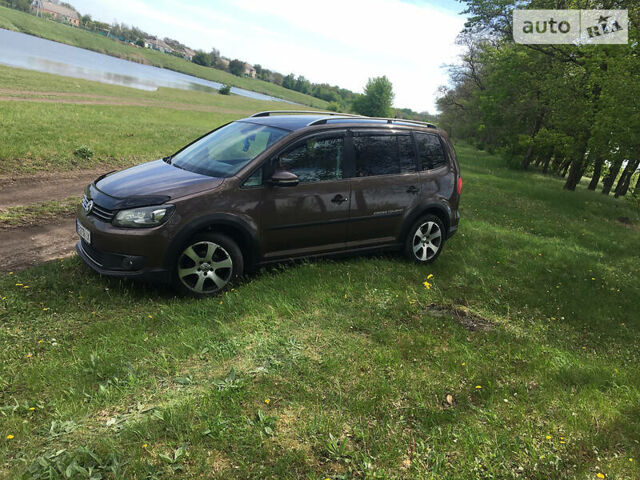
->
(76, 110, 462, 296)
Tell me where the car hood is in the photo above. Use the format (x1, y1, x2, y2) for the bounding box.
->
(94, 159, 223, 201)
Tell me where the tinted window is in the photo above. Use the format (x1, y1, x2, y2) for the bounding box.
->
(278, 137, 343, 183)
(398, 135, 417, 173)
(415, 132, 446, 170)
(243, 167, 263, 187)
(172, 121, 289, 178)
(354, 135, 416, 177)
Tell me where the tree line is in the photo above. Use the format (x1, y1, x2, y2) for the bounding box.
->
(437, 0, 639, 198)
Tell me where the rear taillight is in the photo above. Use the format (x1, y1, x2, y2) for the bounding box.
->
(457, 176, 462, 195)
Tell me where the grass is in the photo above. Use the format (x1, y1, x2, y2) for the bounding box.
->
(0, 6, 328, 108)
(0, 196, 79, 228)
(1, 145, 639, 479)
(0, 65, 315, 175)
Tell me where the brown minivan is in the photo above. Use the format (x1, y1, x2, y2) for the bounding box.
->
(76, 111, 461, 296)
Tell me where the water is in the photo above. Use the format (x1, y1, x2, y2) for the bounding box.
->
(0, 28, 294, 103)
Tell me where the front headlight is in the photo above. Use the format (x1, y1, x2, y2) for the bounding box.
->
(113, 205, 174, 228)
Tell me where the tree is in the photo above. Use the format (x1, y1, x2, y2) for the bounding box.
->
(135, 38, 144, 48)
(192, 51, 212, 67)
(352, 76, 395, 117)
(229, 59, 245, 76)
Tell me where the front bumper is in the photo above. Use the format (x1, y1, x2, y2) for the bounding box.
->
(76, 241, 170, 283)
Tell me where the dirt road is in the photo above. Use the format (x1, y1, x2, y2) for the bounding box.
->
(0, 170, 107, 271)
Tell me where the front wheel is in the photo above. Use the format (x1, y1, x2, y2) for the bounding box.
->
(174, 233, 243, 296)
(404, 214, 445, 264)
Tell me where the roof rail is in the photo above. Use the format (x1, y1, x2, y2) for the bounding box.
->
(251, 110, 363, 118)
(307, 116, 437, 128)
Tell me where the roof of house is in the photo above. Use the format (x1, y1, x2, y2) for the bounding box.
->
(40, 1, 79, 18)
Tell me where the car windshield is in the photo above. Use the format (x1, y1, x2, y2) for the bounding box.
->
(171, 121, 289, 177)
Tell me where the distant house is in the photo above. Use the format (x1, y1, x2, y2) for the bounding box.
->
(242, 63, 256, 78)
(31, 0, 80, 26)
(218, 57, 230, 69)
(143, 38, 174, 54)
(182, 47, 195, 62)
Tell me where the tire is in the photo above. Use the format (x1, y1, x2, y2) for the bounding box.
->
(173, 233, 244, 297)
(404, 214, 446, 264)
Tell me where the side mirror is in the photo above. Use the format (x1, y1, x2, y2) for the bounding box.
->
(269, 169, 299, 187)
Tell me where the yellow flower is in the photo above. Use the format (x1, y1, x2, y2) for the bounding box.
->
(142, 443, 148, 449)
(23, 286, 29, 289)
(219, 301, 223, 305)
(43, 307, 49, 311)
(560, 441, 565, 444)
(423, 281, 431, 290)
(461, 362, 466, 366)
(15, 283, 23, 286)
(6, 434, 14, 439)
(9, 271, 13, 275)
(38, 339, 43, 344)
(475, 385, 482, 389)
(26, 352, 33, 358)
(344, 293, 348, 299)
(148, 315, 153, 319)
(596, 474, 605, 479)
(630, 458, 633, 462)
(264, 398, 270, 404)
(29, 407, 35, 411)
(591, 277, 596, 281)
(426, 274, 434, 280)
(546, 435, 551, 440)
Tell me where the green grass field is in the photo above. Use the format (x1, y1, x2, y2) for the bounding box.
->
(0, 143, 638, 478)
(0, 66, 315, 175)
(0, 6, 328, 109)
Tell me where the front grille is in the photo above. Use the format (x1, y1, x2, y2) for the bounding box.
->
(82, 195, 115, 222)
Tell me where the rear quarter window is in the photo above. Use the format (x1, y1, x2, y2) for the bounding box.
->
(415, 132, 447, 170)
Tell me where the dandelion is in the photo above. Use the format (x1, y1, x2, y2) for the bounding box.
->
(15, 283, 23, 287)
(462, 362, 466, 366)
(9, 271, 13, 275)
(630, 458, 633, 462)
(423, 274, 434, 290)
(142, 443, 148, 449)
(264, 398, 270, 405)
(43, 307, 49, 311)
(26, 352, 32, 358)
(38, 339, 43, 344)
(591, 277, 596, 281)
(29, 407, 35, 411)
(6, 434, 14, 439)
(560, 441, 565, 444)
(148, 315, 153, 319)
(344, 293, 348, 299)
(219, 301, 223, 305)
(546, 435, 551, 439)
(475, 385, 482, 389)
(596, 474, 605, 479)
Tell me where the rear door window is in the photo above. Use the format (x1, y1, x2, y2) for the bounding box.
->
(354, 134, 416, 177)
(415, 132, 446, 170)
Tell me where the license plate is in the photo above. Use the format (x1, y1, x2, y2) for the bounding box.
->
(76, 219, 91, 244)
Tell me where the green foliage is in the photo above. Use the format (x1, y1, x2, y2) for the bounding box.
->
(218, 83, 231, 95)
(352, 76, 395, 117)
(73, 145, 94, 160)
(191, 50, 211, 67)
(228, 59, 245, 77)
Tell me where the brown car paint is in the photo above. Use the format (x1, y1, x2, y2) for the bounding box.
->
(76, 116, 460, 286)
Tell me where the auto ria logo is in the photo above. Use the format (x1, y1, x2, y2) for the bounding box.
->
(513, 10, 628, 45)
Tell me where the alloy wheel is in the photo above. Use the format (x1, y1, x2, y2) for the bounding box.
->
(412, 221, 442, 261)
(177, 241, 233, 294)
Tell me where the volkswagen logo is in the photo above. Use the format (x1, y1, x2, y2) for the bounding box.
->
(84, 199, 94, 214)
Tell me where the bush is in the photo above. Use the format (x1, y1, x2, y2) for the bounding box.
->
(74, 145, 94, 160)
(218, 84, 231, 95)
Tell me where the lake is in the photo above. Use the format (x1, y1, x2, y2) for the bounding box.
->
(0, 28, 294, 103)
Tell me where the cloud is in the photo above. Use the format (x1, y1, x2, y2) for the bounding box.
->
(72, 0, 465, 111)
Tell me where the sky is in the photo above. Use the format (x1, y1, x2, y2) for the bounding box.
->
(70, 0, 468, 112)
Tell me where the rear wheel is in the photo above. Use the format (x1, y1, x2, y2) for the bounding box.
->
(404, 214, 445, 264)
(174, 233, 243, 296)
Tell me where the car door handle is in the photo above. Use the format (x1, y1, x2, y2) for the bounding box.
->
(406, 185, 419, 194)
(331, 194, 349, 204)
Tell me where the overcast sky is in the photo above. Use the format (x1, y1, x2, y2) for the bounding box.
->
(70, 0, 467, 112)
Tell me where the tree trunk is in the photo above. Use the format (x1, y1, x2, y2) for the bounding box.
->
(521, 109, 545, 170)
(588, 156, 604, 190)
(635, 172, 640, 195)
(614, 159, 640, 198)
(542, 155, 552, 174)
(602, 158, 623, 195)
(564, 142, 589, 191)
(522, 144, 535, 170)
(560, 158, 571, 177)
